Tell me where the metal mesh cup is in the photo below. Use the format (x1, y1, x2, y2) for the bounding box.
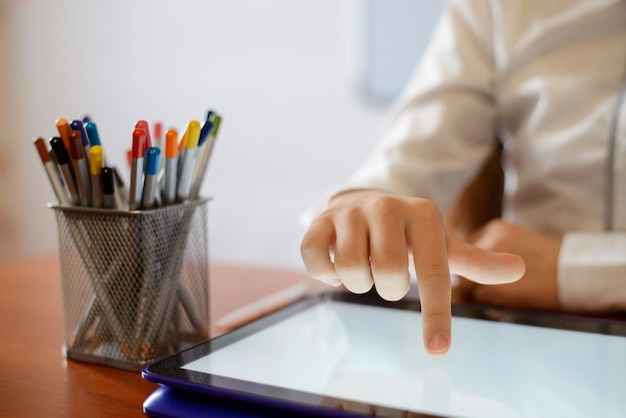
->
(51, 199, 210, 371)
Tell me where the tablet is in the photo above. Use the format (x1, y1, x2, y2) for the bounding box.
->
(142, 290, 626, 417)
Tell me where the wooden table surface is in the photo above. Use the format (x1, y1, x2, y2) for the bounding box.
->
(0, 253, 321, 417)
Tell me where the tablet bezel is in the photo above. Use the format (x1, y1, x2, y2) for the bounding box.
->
(142, 290, 626, 417)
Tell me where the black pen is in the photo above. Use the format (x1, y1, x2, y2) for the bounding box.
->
(50, 136, 80, 205)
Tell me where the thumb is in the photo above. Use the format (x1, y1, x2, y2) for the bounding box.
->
(446, 232, 525, 284)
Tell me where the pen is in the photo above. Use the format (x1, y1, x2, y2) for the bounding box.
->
(135, 120, 152, 148)
(214, 282, 311, 333)
(153, 121, 163, 152)
(129, 128, 147, 210)
(70, 119, 91, 168)
(163, 129, 178, 205)
(190, 114, 221, 200)
(85, 121, 102, 147)
(55, 118, 72, 151)
(34, 137, 70, 206)
(112, 167, 128, 209)
(101, 166, 116, 209)
(50, 136, 80, 205)
(90, 145, 104, 208)
(141, 146, 161, 210)
(176, 120, 201, 203)
(69, 130, 92, 207)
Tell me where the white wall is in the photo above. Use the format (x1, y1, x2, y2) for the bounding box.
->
(0, 0, 392, 269)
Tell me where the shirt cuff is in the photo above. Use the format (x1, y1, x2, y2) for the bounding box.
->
(558, 232, 626, 312)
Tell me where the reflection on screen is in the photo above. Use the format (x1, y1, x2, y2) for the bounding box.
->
(184, 301, 626, 417)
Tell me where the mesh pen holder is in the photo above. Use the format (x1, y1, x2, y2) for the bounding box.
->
(51, 199, 210, 371)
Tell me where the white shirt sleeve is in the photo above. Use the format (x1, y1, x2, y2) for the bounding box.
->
(558, 232, 626, 312)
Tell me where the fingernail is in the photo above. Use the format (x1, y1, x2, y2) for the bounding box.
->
(428, 334, 449, 354)
(327, 277, 342, 287)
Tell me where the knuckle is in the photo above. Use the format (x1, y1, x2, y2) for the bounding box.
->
(421, 308, 450, 323)
(367, 195, 403, 218)
(421, 263, 449, 281)
(404, 199, 444, 228)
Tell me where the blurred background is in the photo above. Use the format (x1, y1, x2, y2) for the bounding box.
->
(0, 0, 442, 270)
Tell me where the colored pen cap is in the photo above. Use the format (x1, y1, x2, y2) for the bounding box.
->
(198, 120, 214, 147)
(184, 120, 201, 149)
(178, 130, 187, 151)
(135, 120, 152, 148)
(144, 147, 161, 175)
(153, 121, 163, 140)
(50, 136, 70, 165)
(85, 122, 102, 146)
(101, 167, 115, 195)
(34, 137, 51, 163)
(165, 129, 178, 158)
(70, 120, 90, 147)
(56, 118, 71, 150)
(132, 128, 147, 158)
(212, 114, 222, 137)
(90, 145, 104, 175)
(68, 130, 85, 159)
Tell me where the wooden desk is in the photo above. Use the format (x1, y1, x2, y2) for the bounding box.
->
(0, 254, 322, 417)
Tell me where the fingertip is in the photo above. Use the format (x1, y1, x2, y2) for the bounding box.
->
(496, 253, 526, 283)
(426, 333, 450, 356)
(310, 274, 342, 287)
(375, 274, 411, 301)
(326, 277, 343, 287)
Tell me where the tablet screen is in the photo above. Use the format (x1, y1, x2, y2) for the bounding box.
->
(144, 292, 626, 417)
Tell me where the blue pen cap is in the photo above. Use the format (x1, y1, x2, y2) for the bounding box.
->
(70, 119, 90, 147)
(197, 120, 214, 147)
(85, 122, 101, 146)
(145, 146, 161, 175)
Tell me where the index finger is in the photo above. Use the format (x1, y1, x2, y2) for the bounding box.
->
(406, 204, 451, 356)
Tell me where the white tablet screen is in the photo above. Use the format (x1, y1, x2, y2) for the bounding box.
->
(183, 300, 626, 418)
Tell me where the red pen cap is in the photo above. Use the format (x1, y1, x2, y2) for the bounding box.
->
(154, 121, 163, 140)
(135, 120, 152, 148)
(69, 130, 84, 160)
(132, 128, 147, 158)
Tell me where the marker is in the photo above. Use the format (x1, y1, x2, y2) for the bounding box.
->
(69, 130, 92, 207)
(129, 128, 147, 210)
(90, 145, 104, 208)
(84, 122, 102, 147)
(55, 118, 71, 151)
(70, 120, 91, 168)
(34, 137, 70, 206)
(101, 166, 116, 209)
(163, 129, 178, 205)
(112, 167, 128, 209)
(190, 113, 221, 200)
(135, 120, 152, 148)
(176, 120, 201, 203)
(153, 121, 163, 151)
(141, 147, 161, 210)
(50, 136, 80, 205)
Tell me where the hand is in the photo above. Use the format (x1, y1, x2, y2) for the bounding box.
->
(300, 190, 525, 355)
(454, 220, 561, 310)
